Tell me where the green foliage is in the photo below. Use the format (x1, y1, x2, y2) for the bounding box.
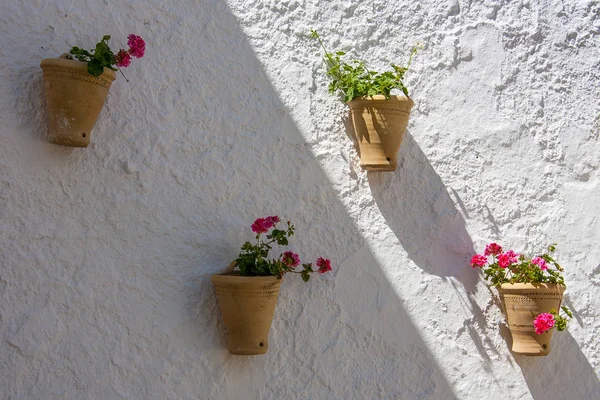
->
(481, 244, 567, 287)
(234, 219, 326, 282)
(549, 307, 572, 331)
(70, 35, 117, 77)
(310, 30, 420, 102)
(300, 264, 313, 282)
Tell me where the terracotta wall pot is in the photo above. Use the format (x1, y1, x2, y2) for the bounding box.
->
(212, 271, 282, 355)
(497, 283, 565, 356)
(347, 95, 414, 171)
(40, 55, 116, 147)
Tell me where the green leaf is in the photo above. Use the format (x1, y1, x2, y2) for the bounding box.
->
(87, 59, 104, 77)
(561, 306, 573, 318)
(69, 35, 118, 77)
(347, 87, 354, 100)
(301, 270, 310, 282)
(312, 33, 419, 100)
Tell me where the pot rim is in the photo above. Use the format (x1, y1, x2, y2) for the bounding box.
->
(347, 94, 413, 105)
(497, 282, 566, 291)
(41, 56, 117, 80)
(211, 273, 283, 285)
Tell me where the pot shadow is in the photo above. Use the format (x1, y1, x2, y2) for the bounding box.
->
(15, 64, 49, 143)
(366, 131, 501, 363)
(514, 331, 600, 400)
(368, 131, 476, 290)
(342, 114, 360, 156)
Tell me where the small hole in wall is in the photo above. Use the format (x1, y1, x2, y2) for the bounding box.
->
(82, 133, 86, 138)
(542, 344, 547, 349)
(259, 342, 264, 347)
(386, 157, 391, 161)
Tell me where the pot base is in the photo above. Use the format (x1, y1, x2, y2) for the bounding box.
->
(361, 162, 397, 171)
(47, 134, 90, 148)
(227, 332, 269, 355)
(510, 332, 552, 356)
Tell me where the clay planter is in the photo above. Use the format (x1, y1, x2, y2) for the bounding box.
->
(40, 55, 116, 147)
(498, 283, 565, 356)
(212, 266, 282, 355)
(347, 95, 414, 171)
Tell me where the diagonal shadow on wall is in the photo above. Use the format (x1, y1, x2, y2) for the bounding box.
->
(174, 2, 463, 398)
(165, 1, 463, 399)
(365, 130, 503, 363)
(367, 131, 476, 291)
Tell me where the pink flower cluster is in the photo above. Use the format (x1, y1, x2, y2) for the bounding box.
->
(484, 243, 503, 256)
(470, 254, 487, 268)
(317, 257, 332, 274)
(116, 49, 131, 68)
(470, 243, 520, 269)
(282, 251, 300, 268)
(532, 256, 548, 270)
(533, 313, 556, 334)
(116, 34, 146, 68)
(251, 215, 280, 234)
(127, 34, 145, 58)
(498, 250, 519, 268)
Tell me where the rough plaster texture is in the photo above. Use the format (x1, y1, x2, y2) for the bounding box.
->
(0, 0, 599, 399)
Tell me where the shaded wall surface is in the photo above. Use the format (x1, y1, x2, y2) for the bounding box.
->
(1, 1, 599, 399)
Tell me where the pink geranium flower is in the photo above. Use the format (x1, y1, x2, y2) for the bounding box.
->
(498, 250, 519, 268)
(316, 257, 332, 274)
(115, 49, 131, 67)
(251, 218, 270, 234)
(533, 313, 556, 334)
(282, 251, 300, 268)
(484, 243, 503, 257)
(265, 215, 280, 228)
(470, 254, 487, 268)
(127, 34, 145, 58)
(532, 256, 548, 270)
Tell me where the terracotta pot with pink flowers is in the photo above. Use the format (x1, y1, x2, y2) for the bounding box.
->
(471, 243, 572, 356)
(40, 34, 145, 147)
(212, 216, 332, 355)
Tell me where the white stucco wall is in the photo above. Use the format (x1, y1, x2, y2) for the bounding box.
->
(1, 0, 599, 399)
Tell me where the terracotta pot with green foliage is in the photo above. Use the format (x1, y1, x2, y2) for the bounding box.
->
(471, 243, 572, 356)
(212, 216, 332, 355)
(312, 30, 419, 171)
(40, 34, 145, 147)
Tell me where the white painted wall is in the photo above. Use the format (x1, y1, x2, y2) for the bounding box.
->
(1, 0, 599, 399)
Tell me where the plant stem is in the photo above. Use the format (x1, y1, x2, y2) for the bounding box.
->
(313, 31, 343, 80)
(118, 67, 129, 82)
